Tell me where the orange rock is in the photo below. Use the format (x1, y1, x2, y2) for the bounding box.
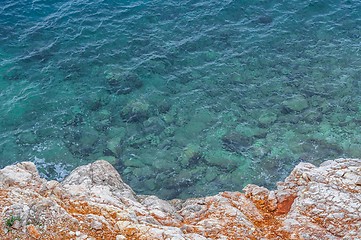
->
(27, 224, 41, 239)
(1, 159, 360, 239)
(276, 194, 296, 215)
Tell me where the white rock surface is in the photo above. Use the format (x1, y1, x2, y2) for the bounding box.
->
(0, 158, 360, 239)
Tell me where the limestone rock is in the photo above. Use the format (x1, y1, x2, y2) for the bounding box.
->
(62, 160, 136, 201)
(60, 160, 146, 227)
(0, 161, 43, 188)
(90, 220, 102, 230)
(0, 158, 360, 239)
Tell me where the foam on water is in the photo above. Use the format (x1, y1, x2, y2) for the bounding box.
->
(1, 0, 361, 199)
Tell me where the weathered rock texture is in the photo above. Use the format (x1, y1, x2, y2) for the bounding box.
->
(0, 158, 360, 239)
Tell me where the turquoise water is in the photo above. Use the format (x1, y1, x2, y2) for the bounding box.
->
(1, 0, 361, 199)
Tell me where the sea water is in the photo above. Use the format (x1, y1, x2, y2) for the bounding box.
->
(1, 0, 361, 199)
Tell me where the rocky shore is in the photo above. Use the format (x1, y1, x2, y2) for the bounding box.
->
(0, 158, 360, 239)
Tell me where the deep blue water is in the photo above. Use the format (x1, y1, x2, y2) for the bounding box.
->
(1, 0, 361, 199)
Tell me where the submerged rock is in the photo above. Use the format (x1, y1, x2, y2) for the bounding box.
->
(106, 137, 122, 157)
(78, 126, 99, 149)
(179, 144, 203, 167)
(121, 100, 150, 122)
(221, 132, 254, 154)
(282, 95, 309, 112)
(34, 140, 76, 166)
(204, 150, 241, 170)
(142, 116, 166, 135)
(106, 71, 143, 95)
(258, 112, 278, 126)
(16, 131, 38, 145)
(257, 15, 273, 24)
(0, 158, 360, 239)
(85, 90, 110, 111)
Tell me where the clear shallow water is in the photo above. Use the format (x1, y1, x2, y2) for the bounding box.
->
(1, 0, 361, 199)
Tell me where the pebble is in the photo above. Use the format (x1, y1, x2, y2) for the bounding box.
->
(355, 176, 361, 186)
(91, 220, 103, 230)
(11, 220, 21, 230)
(46, 180, 59, 190)
(116, 235, 126, 240)
(302, 173, 311, 182)
(27, 224, 41, 239)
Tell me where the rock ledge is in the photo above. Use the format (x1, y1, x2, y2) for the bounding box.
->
(0, 158, 360, 239)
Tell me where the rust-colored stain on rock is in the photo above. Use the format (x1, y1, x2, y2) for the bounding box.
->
(0, 158, 360, 239)
(276, 194, 296, 215)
